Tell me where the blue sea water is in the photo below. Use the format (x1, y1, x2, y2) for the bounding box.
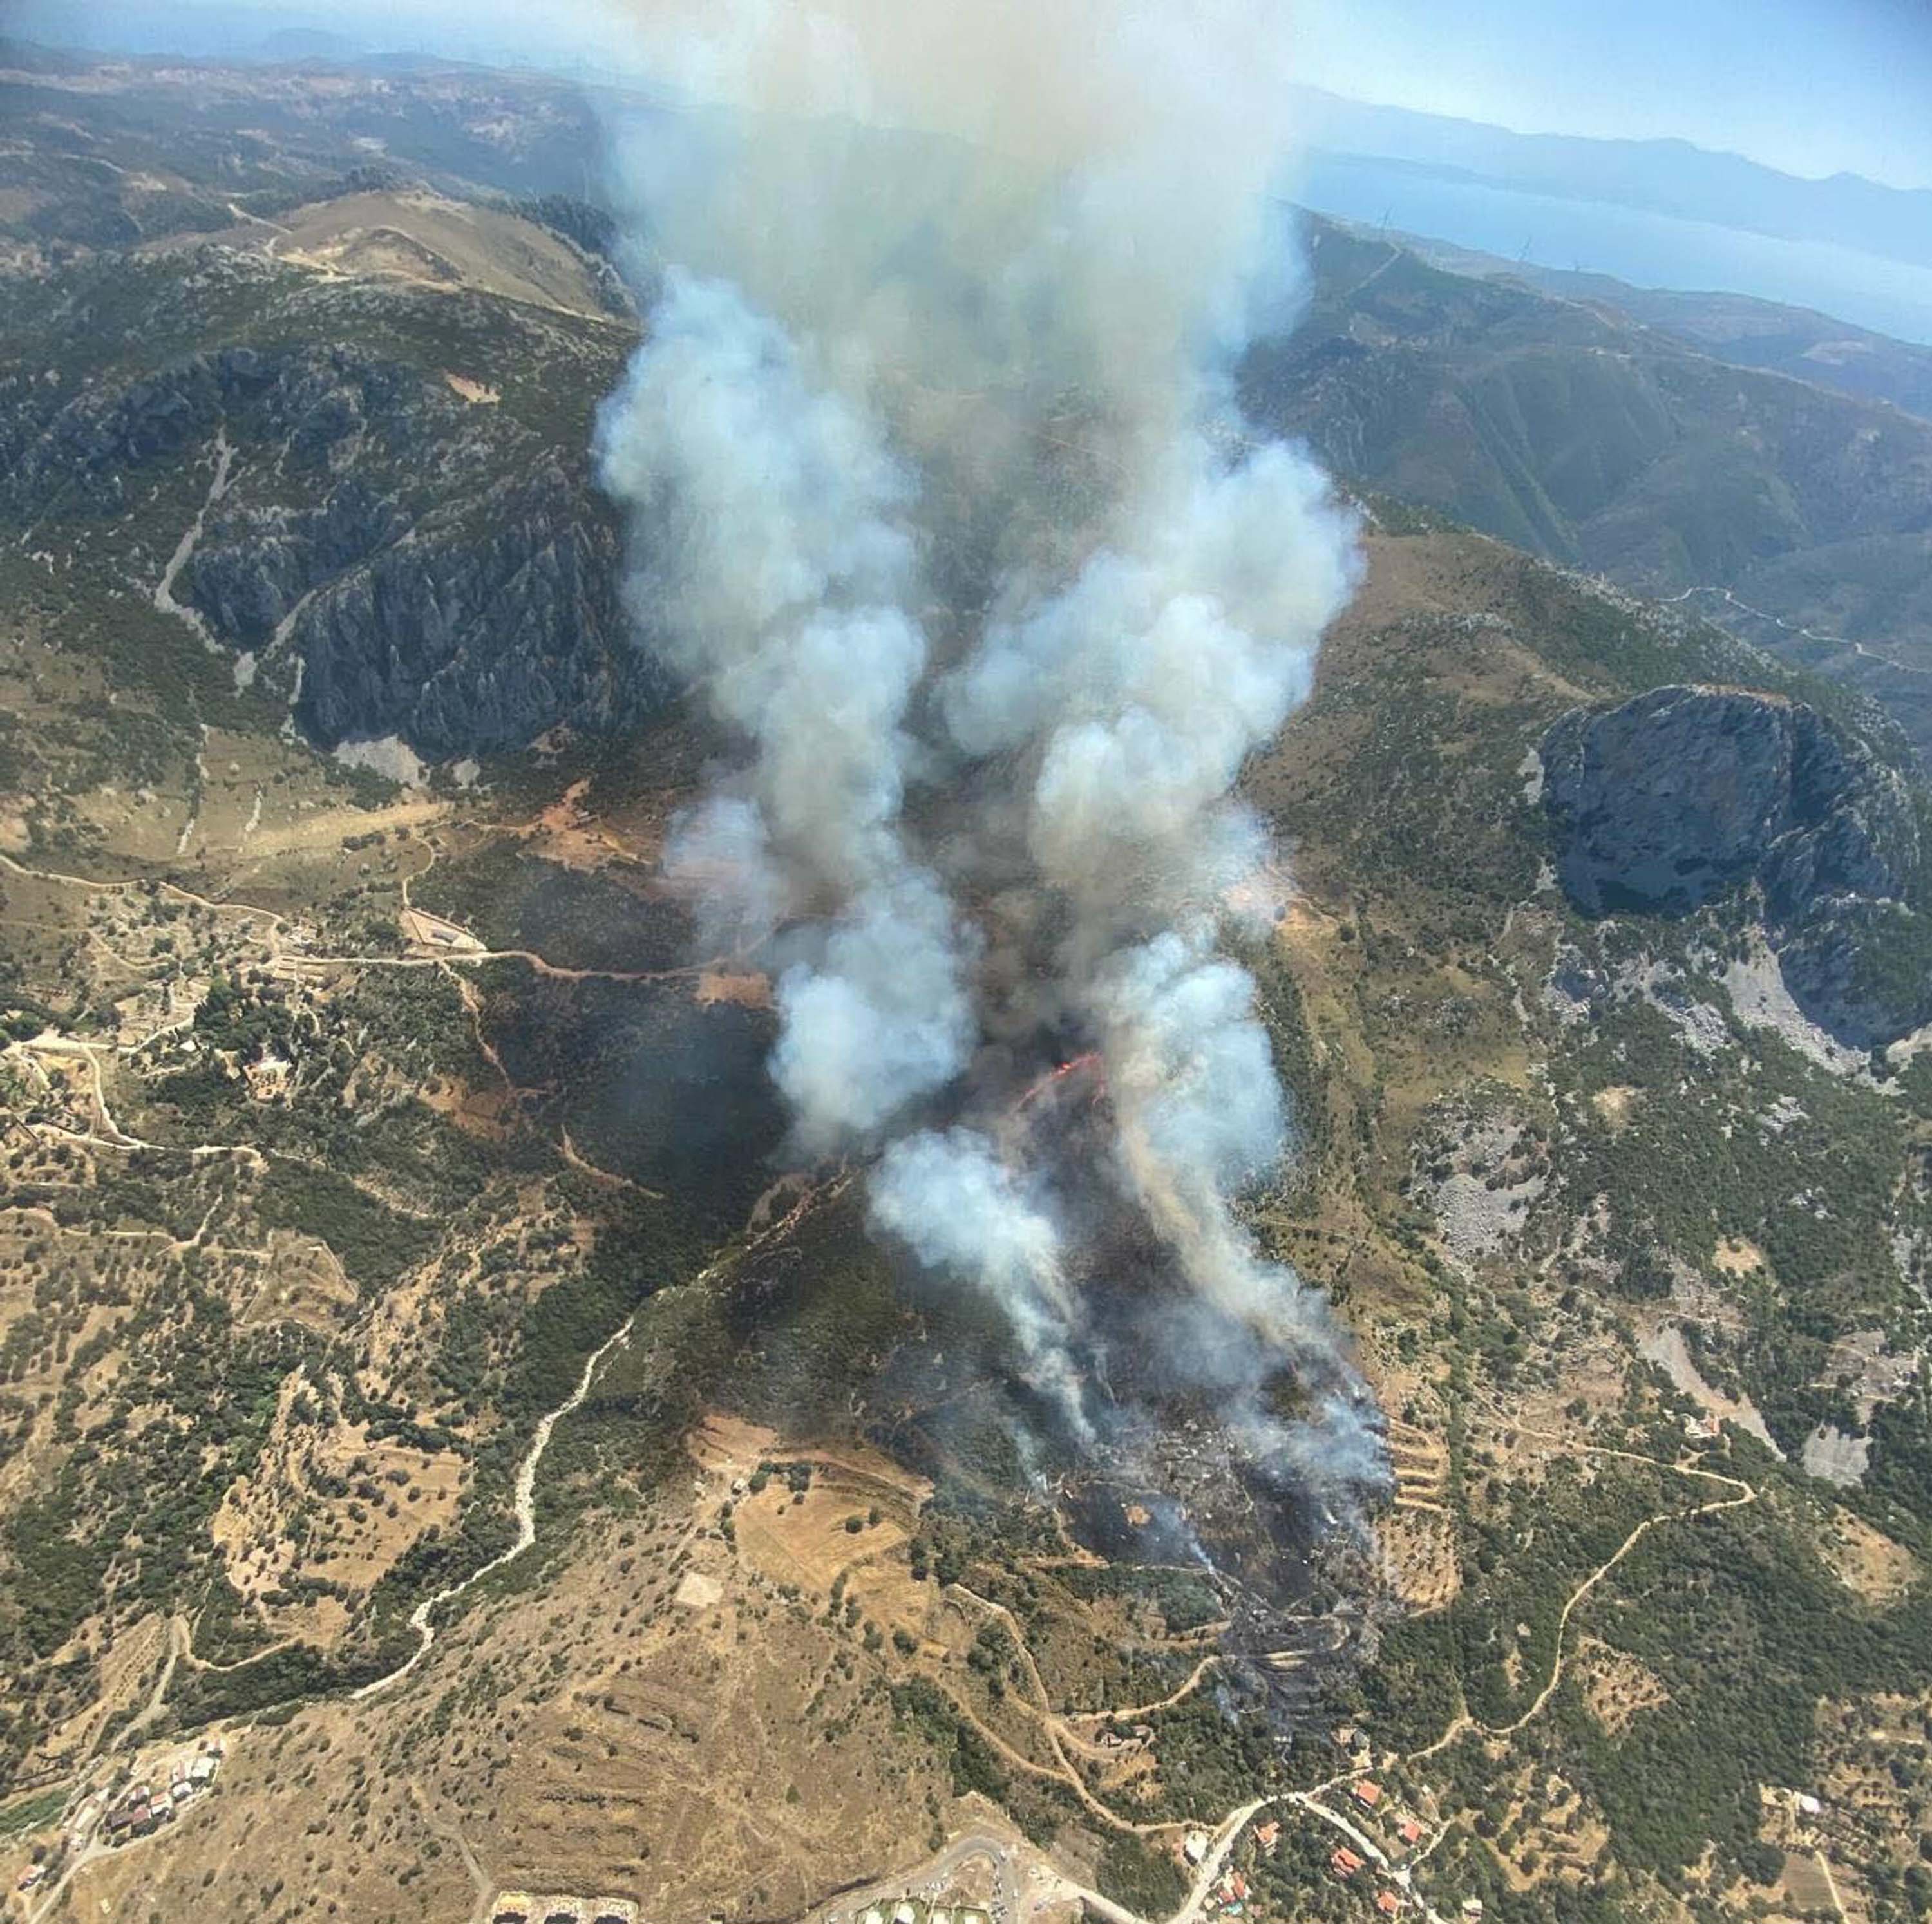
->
(1297, 153, 1932, 346)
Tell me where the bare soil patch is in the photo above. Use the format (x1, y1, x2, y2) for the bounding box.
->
(1821, 1510, 1920, 1605)
(266, 191, 614, 317)
(731, 1480, 911, 1595)
(1591, 1085, 1640, 1131)
(696, 969, 773, 1009)
(1577, 1636, 1671, 1736)
(1377, 1505, 1460, 1612)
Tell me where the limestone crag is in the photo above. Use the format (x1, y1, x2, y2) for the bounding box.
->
(1542, 685, 1932, 1044)
(1, 336, 667, 758)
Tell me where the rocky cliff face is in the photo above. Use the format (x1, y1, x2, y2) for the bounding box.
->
(1542, 686, 1932, 1045)
(0, 271, 668, 760)
(287, 457, 639, 757)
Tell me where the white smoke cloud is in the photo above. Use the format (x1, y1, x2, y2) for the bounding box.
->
(596, 272, 928, 894)
(598, 270, 976, 1146)
(1088, 927, 1345, 1363)
(1265, 1391, 1393, 1500)
(772, 872, 978, 1150)
(601, 0, 1324, 580)
(870, 1127, 1091, 1440)
(944, 439, 1358, 922)
(596, 0, 1385, 1507)
(662, 794, 786, 957)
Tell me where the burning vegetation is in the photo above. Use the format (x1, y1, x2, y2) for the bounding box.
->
(591, 1, 1389, 1599)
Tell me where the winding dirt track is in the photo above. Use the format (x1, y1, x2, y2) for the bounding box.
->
(352, 1312, 638, 1702)
(905, 1417, 1762, 1924)
(1, 854, 1777, 1924)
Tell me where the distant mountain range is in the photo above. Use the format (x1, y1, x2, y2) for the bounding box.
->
(1290, 87, 1932, 273)
(1391, 231, 1932, 423)
(4, 33, 1927, 766)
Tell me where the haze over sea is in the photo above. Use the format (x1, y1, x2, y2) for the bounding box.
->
(1299, 152, 1932, 346)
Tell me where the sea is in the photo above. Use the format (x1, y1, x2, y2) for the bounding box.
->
(1296, 152, 1932, 346)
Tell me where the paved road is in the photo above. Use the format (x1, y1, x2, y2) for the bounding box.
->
(819, 1830, 1023, 1924)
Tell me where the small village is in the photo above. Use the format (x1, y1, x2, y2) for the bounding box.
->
(8, 1740, 225, 1909)
(95, 1762, 202, 1850)
(1174, 1725, 1490, 1924)
(91, 1739, 223, 1853)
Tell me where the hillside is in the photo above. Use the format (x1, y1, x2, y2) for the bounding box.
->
(0, 206, 661, 780)
(6, 493, 1932, 1924)
(1393, 231, 1932, 422)
(1247, 220, 1932, 761)
(7, 39, 1932, 773)
(0, 39, 613, 254)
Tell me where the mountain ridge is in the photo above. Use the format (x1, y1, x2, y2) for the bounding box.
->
(1249, 218, 1932, 761)
(1289, 84, 1932, 270)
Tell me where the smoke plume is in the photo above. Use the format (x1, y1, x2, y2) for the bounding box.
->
(594, 0, 1384, 1510)
(871, 1127, 1091, 1444)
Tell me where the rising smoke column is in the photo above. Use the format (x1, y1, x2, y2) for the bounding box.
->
(939, 431, 1369, 1484)
(595, 270, 974, 1150)
(870, 1127, 1092, 1444)
(942, 440, 1356, 932)
(596, 0, 1387, 1506)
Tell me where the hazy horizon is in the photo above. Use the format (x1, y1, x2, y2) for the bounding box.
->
(8, 0, 1930, 191)
(8, 0, 1931, 339)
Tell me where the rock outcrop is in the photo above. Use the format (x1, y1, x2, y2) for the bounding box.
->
(289, 458, 640, 757)
(1542, 686, 1932, 1045)
(1, 330, 669, 759)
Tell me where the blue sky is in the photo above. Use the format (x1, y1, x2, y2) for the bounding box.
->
(1296, 0, 1932, 189)
(12, 0, 1932, 189)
